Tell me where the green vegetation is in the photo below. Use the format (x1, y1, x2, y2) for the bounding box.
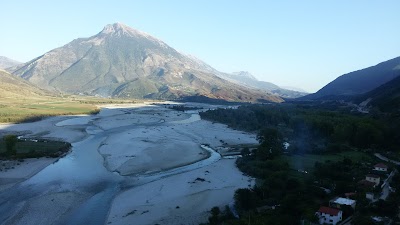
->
(3, 135, 17, 155)
(283, 151, 373, 172)
(200, 103, 400, 224)
(200, 104, 396, 152)
(204, 130, 322, 225)
(0, 69, 144, 123)
(168, 104, 203, 112)
(0, 100, 99, 123)
(0, 95, 141, 123)
(0, 136, 71, 159)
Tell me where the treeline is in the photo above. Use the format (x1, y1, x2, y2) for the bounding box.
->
(202, 128, 321, 225)
(0, 135, 71, 159)
(168, 105, 203, 112)
(200, 104, 394, 153)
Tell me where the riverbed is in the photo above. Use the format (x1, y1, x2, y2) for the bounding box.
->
(0, 102, 257, 225)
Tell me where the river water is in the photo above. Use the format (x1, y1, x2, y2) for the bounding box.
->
(0, 108, 222, 225)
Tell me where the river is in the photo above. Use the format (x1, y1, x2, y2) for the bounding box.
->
(0, 105, 256, 224)
(0, 103, 255, 225)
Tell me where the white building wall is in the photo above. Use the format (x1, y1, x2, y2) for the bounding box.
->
(317, 211, 343, 225)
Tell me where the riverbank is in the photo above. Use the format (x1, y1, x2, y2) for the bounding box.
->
(0, 158, 58, 191)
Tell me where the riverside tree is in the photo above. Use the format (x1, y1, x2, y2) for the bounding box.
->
(3, 135, 17, 156)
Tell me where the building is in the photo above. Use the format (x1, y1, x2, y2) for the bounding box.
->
(316, 206, 343, 225)
(373, 163, 388, 172)
(365, 174, 380, 186)
(329, 197, 356, 209)
(366, 192, 376, 201)
(358, 179, 376, 189)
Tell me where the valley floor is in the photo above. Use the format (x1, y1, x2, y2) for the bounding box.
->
(0, 102, 256, 225)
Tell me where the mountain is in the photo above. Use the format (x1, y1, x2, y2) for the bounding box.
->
(217, 71, 307, 98)
(303, 56, 400, 100)
(355, 75, 400, 113)
(281, 86, 307, 93)
(10, 23, 282, 103)
(0, 69, 47, 98)
(0, 56, 21, 69)
(222, 71, 279, 89)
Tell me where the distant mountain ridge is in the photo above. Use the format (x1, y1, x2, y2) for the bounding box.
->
(303, 56, 400, 100)
(10, 23, 282, 103)
(0, 56, 21, 69)
(217, 71, 307, 98)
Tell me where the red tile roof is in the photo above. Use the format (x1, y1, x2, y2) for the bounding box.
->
(345, 192, 356, 198)
(374, 163, 388, 168)
(318, 206, 341, 216)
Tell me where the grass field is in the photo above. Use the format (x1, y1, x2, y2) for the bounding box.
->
(0, 95, 138, 123)
(283, 151, 374, 172)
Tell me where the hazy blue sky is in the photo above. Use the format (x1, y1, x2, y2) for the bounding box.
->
(1, 1, 399, 92)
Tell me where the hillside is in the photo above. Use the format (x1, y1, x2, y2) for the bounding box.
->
(0, 56, 21, 69)
(355, 75, 400, 113)
(303, 56, 400, 100)
(0, 69, 109, 123)
(10, 23, 282, 103)
(0, 69, 47, 98)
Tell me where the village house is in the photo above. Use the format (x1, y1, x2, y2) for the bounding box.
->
(329, 197, 356, 209)
(373, 163, 388, 172)
(365, 174, 380, 186)
(316, 206, 343, 225)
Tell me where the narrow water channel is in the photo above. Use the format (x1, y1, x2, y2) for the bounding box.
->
(0, 109, 221, 225)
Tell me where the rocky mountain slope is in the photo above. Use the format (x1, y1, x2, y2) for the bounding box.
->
(0, 56, 21, 69)
(303, 56, 400, 100)
(10, 23, 282, 103)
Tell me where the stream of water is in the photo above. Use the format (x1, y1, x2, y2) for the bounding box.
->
(0, 109, 221, 225)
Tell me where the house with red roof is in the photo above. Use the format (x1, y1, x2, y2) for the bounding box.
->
(316, 206, 343, 225)
(374, 163, 388, 172)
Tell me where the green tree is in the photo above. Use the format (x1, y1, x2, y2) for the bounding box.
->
(208, 206, 221, 225)
(234, 188, 258, 211)
(3, 135, 17, 156)
(256, 128, 282, 160)
(241, 147, 250, 156)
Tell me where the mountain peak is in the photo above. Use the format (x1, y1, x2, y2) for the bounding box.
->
(101, 22, 137, 35)
(97, 22, 167, 48)
(106, 22, 130, 31)
(232, 71, 258, 81)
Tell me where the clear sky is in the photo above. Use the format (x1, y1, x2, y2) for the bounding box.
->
(1, 1, 399, 92)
